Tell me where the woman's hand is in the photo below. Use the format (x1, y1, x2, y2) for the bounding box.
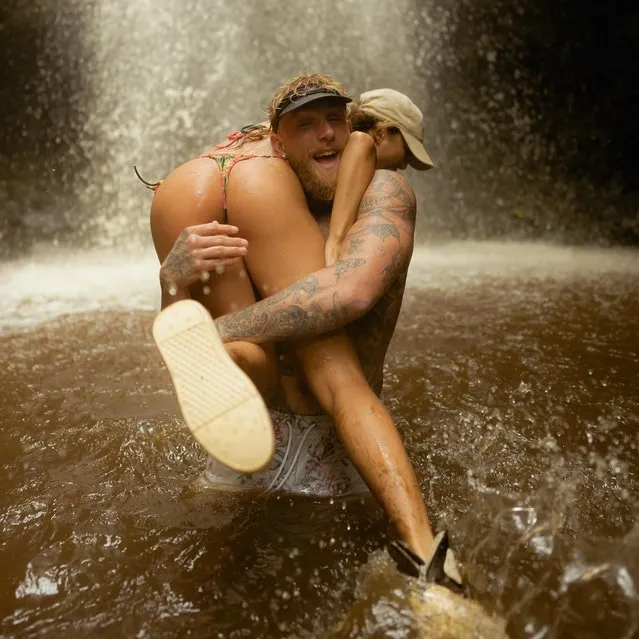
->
(159, 221, 248, 291)
(324, 235, 343, 267)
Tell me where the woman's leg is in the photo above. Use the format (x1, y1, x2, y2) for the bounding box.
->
(218, 163, 437, 561)
(149, 156, 282, 403)
(199, 265, 435, 557)
(187, 261, 281, 402)
(294, 331, 435, 561)
(222, 324, 435, 559)
(211, 298, 435, 559)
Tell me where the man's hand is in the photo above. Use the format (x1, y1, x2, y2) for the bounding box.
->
(159, 221, 248, 292)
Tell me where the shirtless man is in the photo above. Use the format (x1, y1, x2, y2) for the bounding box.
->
(150, 74, 460, 587)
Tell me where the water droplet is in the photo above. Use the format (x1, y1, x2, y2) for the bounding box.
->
(202, 286, 211, 295)
(200, 271, 210, 283)
(168, 284, 177, 296)
(215, 265, 225, 275)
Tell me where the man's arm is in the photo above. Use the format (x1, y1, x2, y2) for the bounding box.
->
(216, 169, 416, 344)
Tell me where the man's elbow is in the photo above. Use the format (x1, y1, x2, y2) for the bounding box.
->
(339, 277, 379, 320)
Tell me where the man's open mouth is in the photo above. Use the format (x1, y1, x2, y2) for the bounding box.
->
(313, 151, 339, 165)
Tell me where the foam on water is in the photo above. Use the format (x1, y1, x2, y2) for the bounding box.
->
(1, 240, 637, 638)
(408, 241, 639, 284)
(1, 242, 638, 334)
(0, 247, 158, 333)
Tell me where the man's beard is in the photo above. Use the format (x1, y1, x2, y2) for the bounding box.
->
(287, 155, 337, 202)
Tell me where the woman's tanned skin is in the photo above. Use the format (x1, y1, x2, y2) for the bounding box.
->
(151, 98, 436, 562)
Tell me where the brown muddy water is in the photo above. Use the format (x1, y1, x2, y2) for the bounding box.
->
(1, 242, 637, 638)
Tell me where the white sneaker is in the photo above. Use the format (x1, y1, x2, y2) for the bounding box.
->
(152, 299, 275, 473)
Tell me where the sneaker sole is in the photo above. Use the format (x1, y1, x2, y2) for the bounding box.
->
(152, 299, 275, 473)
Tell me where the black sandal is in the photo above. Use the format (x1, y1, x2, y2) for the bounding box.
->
(389, 531, 465, 595)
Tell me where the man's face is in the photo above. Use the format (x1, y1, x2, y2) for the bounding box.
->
(272, 100, 350, 201)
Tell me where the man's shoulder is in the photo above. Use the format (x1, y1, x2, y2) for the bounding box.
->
(366, 169, 416, 201)
(372, 168, 414, 186)
(359, 170, 416, 224)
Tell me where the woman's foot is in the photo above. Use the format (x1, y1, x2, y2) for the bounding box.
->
(153, 299, 275, 473)
(389, 531, 464, 594)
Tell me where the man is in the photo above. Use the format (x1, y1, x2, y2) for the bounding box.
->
(150, 74, 461, 588)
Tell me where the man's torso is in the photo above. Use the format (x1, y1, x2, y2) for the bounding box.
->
(271, 214, 409, 415)
(183, 141, 411, 415)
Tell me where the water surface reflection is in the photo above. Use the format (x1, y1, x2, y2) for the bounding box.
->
(1, 243, 637, 637)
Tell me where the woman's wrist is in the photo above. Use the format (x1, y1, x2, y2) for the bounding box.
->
(328, 230, 346, 242)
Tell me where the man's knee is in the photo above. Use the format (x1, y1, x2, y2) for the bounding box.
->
(225, 341, 248, 367)
(225, 341, 279, 397)
(225, 341, 266, 365)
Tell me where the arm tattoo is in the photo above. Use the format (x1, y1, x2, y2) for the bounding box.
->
(344, 237, 364, 255)
(370, 224, 400, 241)
(335, 258, 366, 280)
(216, 274, 356, 343)
(215, 171, 416, 345)
(160, 230, 194, 286)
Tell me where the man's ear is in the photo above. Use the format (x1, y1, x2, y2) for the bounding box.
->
(270, 133, 286, 158)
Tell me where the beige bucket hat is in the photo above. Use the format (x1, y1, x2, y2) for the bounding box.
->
(358, 88, 434, 170)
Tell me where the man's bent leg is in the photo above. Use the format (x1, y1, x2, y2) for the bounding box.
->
(224, 341, 279, 401)
(294, 331, 435, 562)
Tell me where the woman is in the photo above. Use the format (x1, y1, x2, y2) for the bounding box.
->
(326, 90, 435, 264)
(147, 74, 459, 583)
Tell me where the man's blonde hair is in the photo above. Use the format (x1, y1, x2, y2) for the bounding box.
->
(268, 73, 350, 131)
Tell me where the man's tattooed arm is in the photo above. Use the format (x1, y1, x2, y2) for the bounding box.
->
(215, 170, 416, 344)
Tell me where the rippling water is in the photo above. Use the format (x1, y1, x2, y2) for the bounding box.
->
(1, 243, 638, 638)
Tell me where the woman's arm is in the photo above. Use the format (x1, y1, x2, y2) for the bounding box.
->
(325, 131, 377, 265)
